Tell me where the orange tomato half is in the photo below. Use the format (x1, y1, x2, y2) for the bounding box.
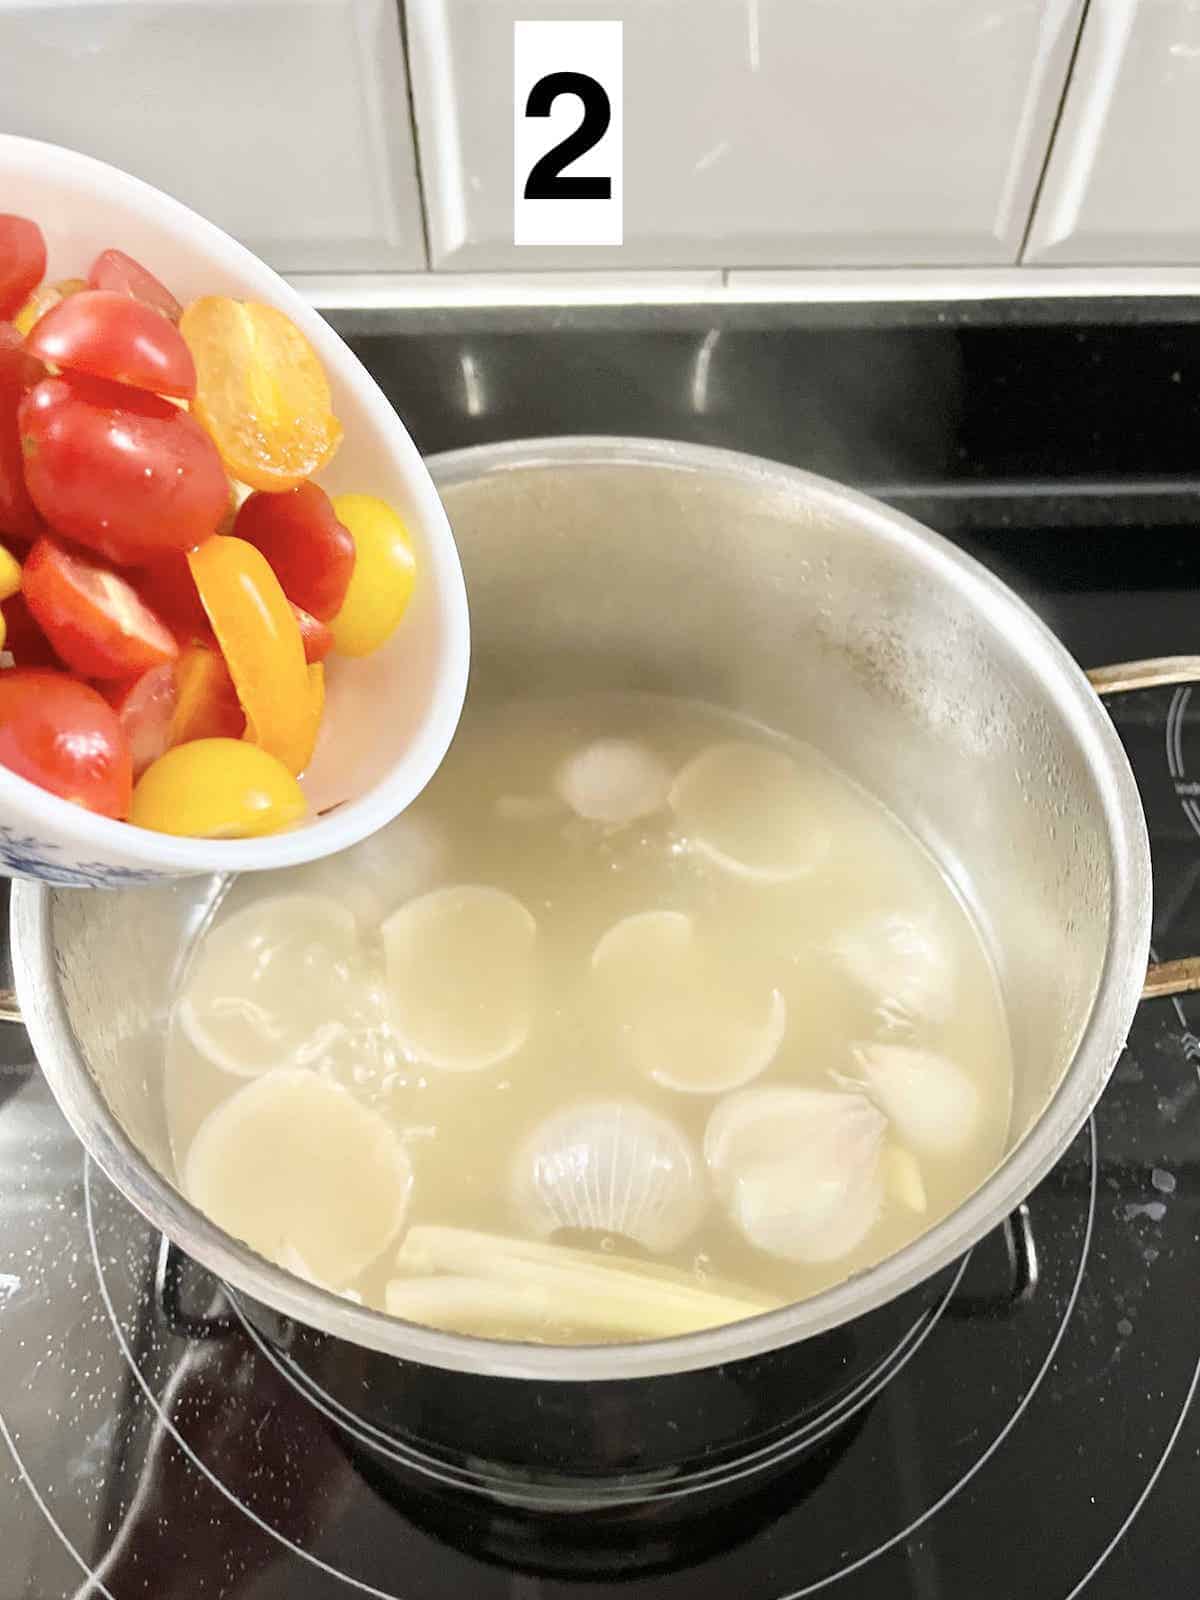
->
(180, 297, 342, 491)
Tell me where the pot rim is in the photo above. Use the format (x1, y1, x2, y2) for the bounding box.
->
(11, 435, 1153, 1382)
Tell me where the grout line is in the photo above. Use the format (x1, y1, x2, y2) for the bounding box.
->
(1019, 0, 1094, 264)
(398, 0, 434, 271)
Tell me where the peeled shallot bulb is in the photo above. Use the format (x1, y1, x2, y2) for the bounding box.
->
(852, 1042, 980, 1157)
(510, 1098, 706, 1253)
(668, 740, 830, 882)
(591, 909, 785, 1094)
(555, 738, 672, 825)
(382, 885, 537, 1071)
(833, 910, 955, 1026)
(704, 1087, 887, 1264)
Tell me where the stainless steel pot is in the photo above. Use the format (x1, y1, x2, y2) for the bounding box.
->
(5, 437, 1197, 1513)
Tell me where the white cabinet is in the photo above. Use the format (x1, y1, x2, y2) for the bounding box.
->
(1026, 0, 1200, 263)
(0, 0, 426, 273)
(407, 0, 1086, 271)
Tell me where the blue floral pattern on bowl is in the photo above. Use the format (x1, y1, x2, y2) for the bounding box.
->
(0, 826, 167, 887)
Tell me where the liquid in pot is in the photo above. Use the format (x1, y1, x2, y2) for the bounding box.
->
(165, 694, 1013, 1344)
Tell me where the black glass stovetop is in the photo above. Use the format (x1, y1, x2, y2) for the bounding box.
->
(3, 308, 1200, 1598)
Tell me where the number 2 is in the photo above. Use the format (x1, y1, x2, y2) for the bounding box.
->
(523, 71, 612, 200)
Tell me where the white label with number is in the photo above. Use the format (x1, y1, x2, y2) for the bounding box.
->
(514, 20, 623, 247)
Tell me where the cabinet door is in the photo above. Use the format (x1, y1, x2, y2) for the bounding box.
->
(0, 0, 425, 272)
(1026, 0, 1200, 263)
(408, 0, 1085, 271)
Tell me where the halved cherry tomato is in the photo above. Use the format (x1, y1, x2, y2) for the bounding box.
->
(2, 592, 58, 666)
(0, 217, 46, 322)
(23, 536, 178, 680)
(88, 249, 182, 323)
(187, 536, 318, 774)
(19, 373, 229, 562)
(0, 323, 44, 543)
(134, 551, 213, 644)
(291, 603, 334, 664)
(26, 289, 196, 399)
(233, 482, 355, 621)
(14, 278, 86, 340)
(130, 737, 305, 838)
(170, 642, 244, 745)
(0, 668, 131, 817)
(329, 494, 416, 657)
(105, 661, 178, 776)
(180, 297, 342, 491)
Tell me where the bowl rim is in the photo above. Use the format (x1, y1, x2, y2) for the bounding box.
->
(0, 133, 469, 874)
(12, 435, 1153, 1381)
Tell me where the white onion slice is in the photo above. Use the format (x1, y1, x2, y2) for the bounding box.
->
(184, 1068, 412, 1288)
(382, 885, 536, 1072)
(178, 894, 362, 1078)
(591, 909, 785, 1094)
(668, 740, 830, 882)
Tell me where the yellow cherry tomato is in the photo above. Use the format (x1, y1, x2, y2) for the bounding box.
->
(188, 536, 319, 776)
(130, 738, 306, 838)
(180, 297, 342, 491)
(0, 545, 21, 602)
(14, 277, 86, 339)
(329, 494, 416, 657)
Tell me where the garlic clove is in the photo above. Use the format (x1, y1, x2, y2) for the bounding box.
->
(883, 1144, 928, 1213)
(668, 740, 830, 883)
(382, 885, 537, 1072)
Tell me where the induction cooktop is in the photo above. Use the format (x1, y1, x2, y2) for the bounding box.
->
(2, 303, 1199, 1598)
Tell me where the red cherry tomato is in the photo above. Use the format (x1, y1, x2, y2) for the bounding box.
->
(26, 289, 196, 399)
(133, 551, 213, 644)
(291, 602, 334, 663)
(88, 249, 182, 323)
(0, 217, 46, 322)
(233, 482, 355, 622)
(0, 323, 44, 543)
(2, 592, 58, 666)
(104, 661, 178, 776)
(19, 373, 229, 563)
(0, 668, 131, 818)
(23, 536, 178, 680)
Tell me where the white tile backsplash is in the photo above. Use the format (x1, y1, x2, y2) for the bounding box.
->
(407, 0, 1086, 271)
(1025, 0, 1200, 264)
(0, 0, 426, 272)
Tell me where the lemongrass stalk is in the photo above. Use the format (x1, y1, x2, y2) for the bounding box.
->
(392, 1226, 778, 1339)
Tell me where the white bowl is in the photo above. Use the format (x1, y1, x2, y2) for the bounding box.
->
(0, 135, 469, 887)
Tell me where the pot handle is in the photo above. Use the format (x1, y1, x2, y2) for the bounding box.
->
(154, 1236, 238, 1340)
(945, 1202, 1037, 1320)
(1088, 659, 1200, 1001)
